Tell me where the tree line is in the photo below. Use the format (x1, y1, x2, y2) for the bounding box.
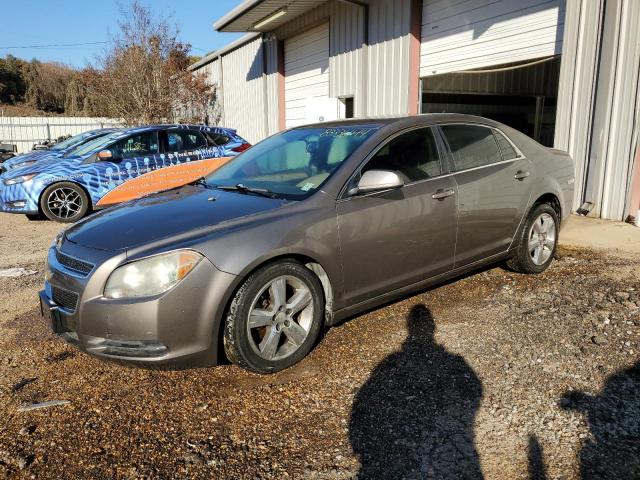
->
(0, 1, 216, 126)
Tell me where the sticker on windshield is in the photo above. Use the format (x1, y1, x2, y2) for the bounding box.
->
(320, 127, 375, 138)
(300, 182, 315, 192)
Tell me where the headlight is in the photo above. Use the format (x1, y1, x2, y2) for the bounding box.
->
(104, 251, 202, 299)
(4, 173, 37, 185)
(51, 231, 64, 249)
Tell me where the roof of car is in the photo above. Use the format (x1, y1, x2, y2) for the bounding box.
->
(120, 124, 237, 134)
(300, 114, 501, 130)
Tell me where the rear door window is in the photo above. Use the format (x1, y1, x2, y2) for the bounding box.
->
(441, 125, 502, 172)
(166, 129, 208, 153)
(362, 127, 442, 183)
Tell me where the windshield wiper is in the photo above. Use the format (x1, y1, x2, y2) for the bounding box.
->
(216, 183, 279, 198)
(190, 177, 215, 190)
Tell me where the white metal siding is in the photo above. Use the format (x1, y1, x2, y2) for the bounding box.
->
(420, 0, 565, 76)
(554, 0, 603, 211)
(220, 37, 267, 144)
(366, 0, 412, 116)
(0, 116, 121, 154)
(329, 0, 365, 100)
(264, 37, 281, 137)
(275, 0, 367, 116)
(585, 0, 640, 219)
(555, 0, 640, 220)
(284, 23, 331, 128)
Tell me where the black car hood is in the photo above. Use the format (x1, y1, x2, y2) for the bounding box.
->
(65, 186, 289, 251)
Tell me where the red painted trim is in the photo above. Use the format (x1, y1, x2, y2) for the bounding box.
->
(277, 40, 286, 131)
(408, 0, 422, 115)
(627, 144, 640, 223)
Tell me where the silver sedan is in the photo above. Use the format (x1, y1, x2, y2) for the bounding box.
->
(40, 114, 574, 373)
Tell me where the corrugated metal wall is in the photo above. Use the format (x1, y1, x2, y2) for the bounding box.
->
(274, 0, 367, 115)
(264, 37, 281, 136)
(589, 0, 640, 220)
(555, 0, 640, 220)
(193, 0, 414, 140)
(220, 37, 267, 144)
(366, 0, 412, 116)
(0, 116, 122, 154)
(328, 1, 365, 102)
(420, 0, 565, 77)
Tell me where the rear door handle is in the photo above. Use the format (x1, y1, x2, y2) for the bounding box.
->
(432, 188, 455, 200)
(514, 170, 530, 181)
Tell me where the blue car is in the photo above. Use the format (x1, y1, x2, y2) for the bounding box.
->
(0, 124, 250, 222)
(0, 128, 119, 174)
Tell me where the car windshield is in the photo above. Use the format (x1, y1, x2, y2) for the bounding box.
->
(205, 125, 380, 199)
(52, 131, 101, 151)
(63, 131, 125, 158)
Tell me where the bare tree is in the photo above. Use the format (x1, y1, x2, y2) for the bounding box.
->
(90, 1, 215, 125)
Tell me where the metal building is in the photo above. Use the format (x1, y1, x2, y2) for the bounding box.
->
(190, 0, 640, 223)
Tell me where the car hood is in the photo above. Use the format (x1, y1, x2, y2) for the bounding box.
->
(2, 150, 62, 169)
(2, 156, 83, 179)
(65, 186, 290, 251)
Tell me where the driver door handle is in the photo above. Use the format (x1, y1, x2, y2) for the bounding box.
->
(514, 170, 530, 181)
(432, 188, 455, 200)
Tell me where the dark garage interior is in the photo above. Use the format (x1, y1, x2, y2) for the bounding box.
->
(421, 56, 561, 147)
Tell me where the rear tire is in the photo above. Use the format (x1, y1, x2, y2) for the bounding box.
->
(40, 182, 89, 223)
(223, 261, 324, 374)
(507, 203, 559, 274)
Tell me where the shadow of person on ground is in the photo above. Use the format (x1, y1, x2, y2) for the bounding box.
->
(349, 305, 484, 479)
(561, 361, 640, 479)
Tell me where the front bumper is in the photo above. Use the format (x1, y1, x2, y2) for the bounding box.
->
(41, 242, 238, 366)
(0, 182, 39, 214)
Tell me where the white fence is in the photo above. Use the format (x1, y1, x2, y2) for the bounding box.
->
(0, 116, 122, 154)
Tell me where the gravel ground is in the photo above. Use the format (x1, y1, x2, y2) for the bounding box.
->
(0, 214, 639, 479)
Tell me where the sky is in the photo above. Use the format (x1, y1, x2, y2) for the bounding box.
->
(0, 0, 244, 67)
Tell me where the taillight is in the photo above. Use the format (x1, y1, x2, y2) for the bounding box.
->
(232, 143, 251, 153)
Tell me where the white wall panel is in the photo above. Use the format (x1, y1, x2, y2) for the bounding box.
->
(421, 0, 565, 76)
(221, 37, 267, 144)
(0, 116, 121, 154)
(366, 0, 413, 116)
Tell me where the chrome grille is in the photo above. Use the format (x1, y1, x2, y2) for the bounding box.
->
(56, 250, 94, 275)
(52, 286, 79, 312)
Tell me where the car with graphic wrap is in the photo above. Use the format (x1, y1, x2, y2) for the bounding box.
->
(0, 125, 250, 222)
(0, 128, 120, 174)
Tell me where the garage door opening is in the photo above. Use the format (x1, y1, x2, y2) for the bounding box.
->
(420, 56, 561, 147)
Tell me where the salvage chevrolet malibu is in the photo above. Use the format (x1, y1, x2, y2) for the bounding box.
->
(40, 115, 574, 373)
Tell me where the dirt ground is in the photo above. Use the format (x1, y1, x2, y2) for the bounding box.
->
(0, 213, 639, 479)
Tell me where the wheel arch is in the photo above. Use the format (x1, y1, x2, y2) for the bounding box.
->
(509, 191, 562, 252)
(533, 192, 561, 219)
(214, 252, 336, 364)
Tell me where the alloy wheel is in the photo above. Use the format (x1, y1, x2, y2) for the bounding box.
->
(528, 212, 556, 265)
(246, 275, 314, 361)
(47, 187, 82, 220)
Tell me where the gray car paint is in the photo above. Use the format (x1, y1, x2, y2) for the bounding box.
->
(42, 114, 575, 366)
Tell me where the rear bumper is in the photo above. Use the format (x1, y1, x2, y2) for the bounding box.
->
(42, 244, 238, 367)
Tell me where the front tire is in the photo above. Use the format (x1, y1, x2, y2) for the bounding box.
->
(507, 203, 559, 274)
(40, 182, 89, 223)
(223, 261, 324, 374)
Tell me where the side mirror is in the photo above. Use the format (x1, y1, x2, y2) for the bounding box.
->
(97, 150, 113, 161)
(350, 169, 404, 195)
